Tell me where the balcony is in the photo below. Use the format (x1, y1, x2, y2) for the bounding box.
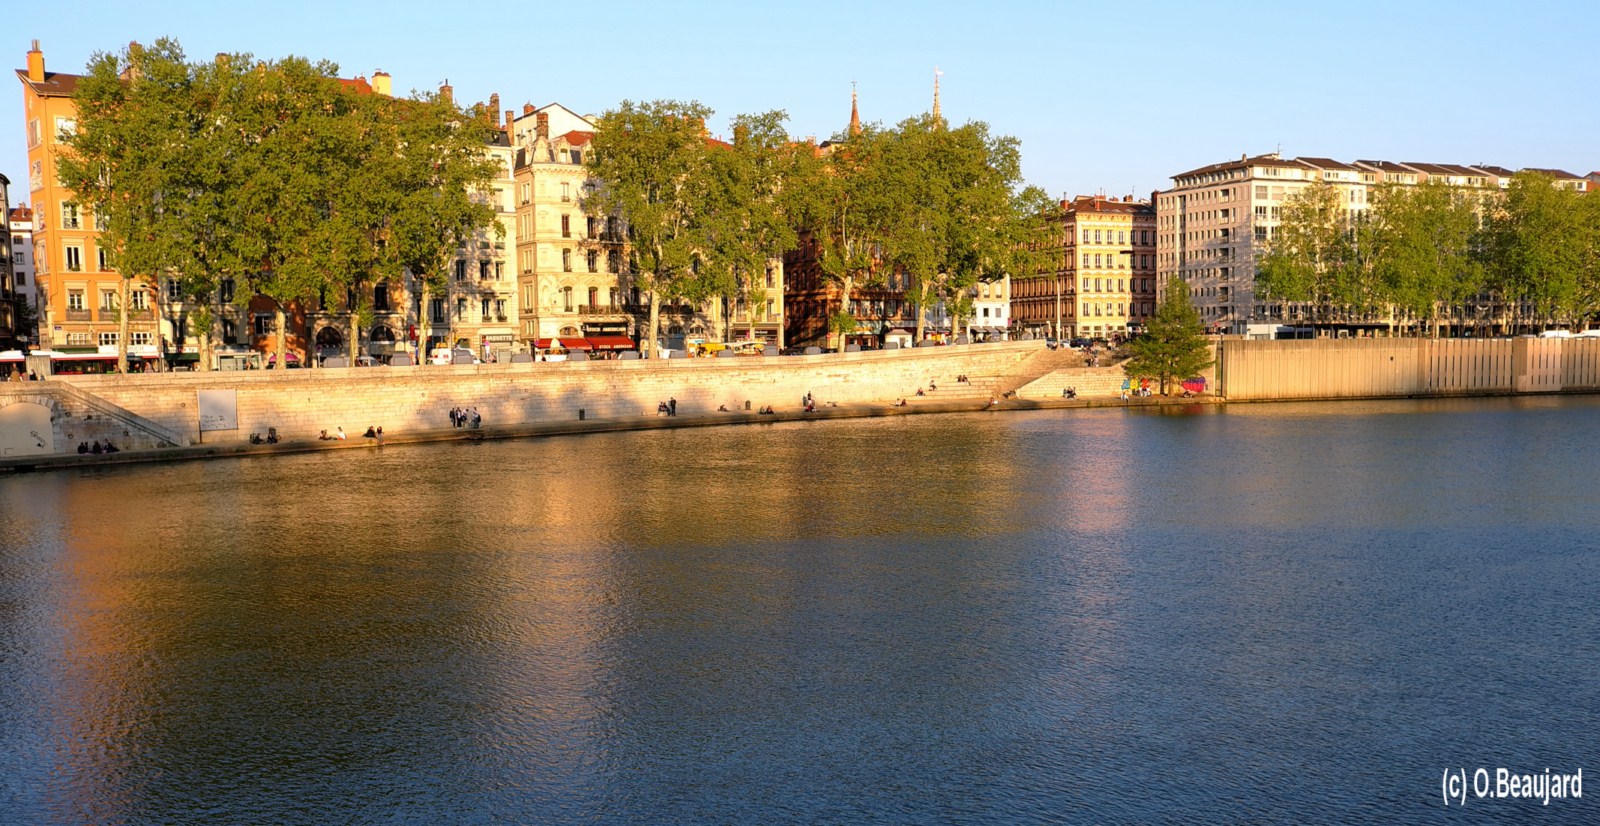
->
(65, 308, 92, 321)
(578, 304, 626, 317)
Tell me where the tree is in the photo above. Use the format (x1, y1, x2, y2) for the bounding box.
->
(699, 110, 815, 343)
(802, 124, 895, 351)
(59, 39, 196, 372)
(383, 93, 503, 359)
(1256, 182, 1360, 324)
(1123, 283, 1213, 395)
(1483, 172, 1589, 329)
(585, 100, 717, 357)
(1367, 181, 1484, 336)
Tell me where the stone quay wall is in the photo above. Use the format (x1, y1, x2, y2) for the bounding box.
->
(48, 342, 1046, 446)
(1215, 337, 1600, 400)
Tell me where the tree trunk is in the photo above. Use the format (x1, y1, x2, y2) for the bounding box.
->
(646, 288, 660, 359)
(201, 301, 216, 372)
(274, 305, 288, 369)
(835, 275, 855, 352)
(117, 277, 131, 373)
(349, 312, 360, 364)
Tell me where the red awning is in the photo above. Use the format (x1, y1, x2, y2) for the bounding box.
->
(585, 335, 636, 350)
(557, 338, 591, 350)
(534, 338, 558, 349)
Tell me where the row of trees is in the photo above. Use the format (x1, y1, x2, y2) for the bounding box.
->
(1257, 173, 1600, 334)
(584, 101, 1056, 353)
(61, 39, 501, 370)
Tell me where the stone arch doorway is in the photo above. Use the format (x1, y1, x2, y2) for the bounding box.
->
(0, 401, 54, 457)
(315, 326, 345, 359)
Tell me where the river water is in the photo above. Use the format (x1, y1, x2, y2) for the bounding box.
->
(1, 397, 1596, 824)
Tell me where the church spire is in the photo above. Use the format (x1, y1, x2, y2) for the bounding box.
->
(932, 66, 943, 124)
(849, 81, 861, 137)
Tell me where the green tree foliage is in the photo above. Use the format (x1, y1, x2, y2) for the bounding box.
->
(61, 40, 498, 370)
(1256, 182, 1359, 322)
(585, 100, 717, 356)
(1484, 172, 1591, 327)
(1367, 181, 1484, 334)
(1123, 283, 1213, 394)
(700, 110, 816, 342)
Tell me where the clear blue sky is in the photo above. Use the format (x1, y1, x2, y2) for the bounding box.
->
(7, 0, 1597, 212)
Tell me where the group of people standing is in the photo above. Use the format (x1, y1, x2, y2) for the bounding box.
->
(450, 407, 482, 429)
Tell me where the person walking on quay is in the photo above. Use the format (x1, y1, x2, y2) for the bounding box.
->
(471, 408, 482, 429)
(668, 397, 677, 417)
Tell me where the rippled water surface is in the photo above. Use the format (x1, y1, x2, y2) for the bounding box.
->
(2, 397, 1597, 824)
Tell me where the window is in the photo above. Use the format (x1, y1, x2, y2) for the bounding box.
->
(65, 244, 83, 272)
(62, 203, 81, 229)
(165, 279, 181, 301)
(220, 279, 235, 302)
(254, 314, 273, 335)
(455, 260, 467, 281)
(587, 250, 597, 272)
(1081, 229, 1089, 243)
(67, 332, 91, 346)
(561, 182, 571, 202)
(765, 266, 775, 289)
(456, 298, 467, 319)
(494, 298, 506, 319)
(1118, 231, 1126, 244)
(586, 216, 597, 238)
(101, 290, 117, 311)
(374, 283, 389, 312)
(129, 291, 148, 310)
(1081, 253, 1089, 267)
(588, 287, 599, 308)
(608, 250, 620, 274)
(480, 260, 490, 280)
(1094, 229, 1102, 243)
(481, 298, 490, 320)
(562, 250, 572, 272)
(97, 247, 110, 271)
(430, 298, 446, 323)
(99, 332, 119, 347)
(561, 214, 571, 238)
(766, 299, 775, 321)
(131, 331, 151, 346)
(562, 286, 573, 312)
(55, 116, 76, 138)
(68, 291, 85, 311)
(223, 320, 238, 344)
(1255, 186, 1268, 199)
(494, 261, 503, 280)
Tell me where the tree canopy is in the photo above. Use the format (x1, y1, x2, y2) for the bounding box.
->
(1123, 284, 1213, 394)
(59, 39, 500, 369)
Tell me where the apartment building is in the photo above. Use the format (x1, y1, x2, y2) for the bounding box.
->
(17, 40, 160, 355)
(8, 204, 35, 345)
(1155, 153, 1584, 334)
(0, 175, 16, 349)
(1012, 195, 1156, 340)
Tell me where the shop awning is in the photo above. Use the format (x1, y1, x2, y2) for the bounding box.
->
(585, 335, 636, 350)
(560, 338, 593, 351)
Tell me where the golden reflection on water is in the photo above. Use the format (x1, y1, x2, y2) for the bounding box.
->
(2, 397, 1597, 823)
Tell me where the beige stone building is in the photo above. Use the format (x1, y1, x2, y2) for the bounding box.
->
(1156, 154, 1583, 334)
(510, 104, 633, 353)
(1012, 195, 1155, 340)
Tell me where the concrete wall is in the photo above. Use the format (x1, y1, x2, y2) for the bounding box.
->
(0, 387, 179, 457)
(1217, 337, 1600, 400)
(45, 342, 1044, 446)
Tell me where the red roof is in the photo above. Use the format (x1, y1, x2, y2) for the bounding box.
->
(15, 69, 81, 97)
(558, 130, 593, 147)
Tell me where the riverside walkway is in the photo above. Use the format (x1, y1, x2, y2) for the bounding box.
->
(0, 391, 1219, 473)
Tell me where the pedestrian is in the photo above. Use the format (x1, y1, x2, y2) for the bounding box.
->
(669, 397, 677, 417)
(471, 408, 482, 429)
(376, 426, 385, 445)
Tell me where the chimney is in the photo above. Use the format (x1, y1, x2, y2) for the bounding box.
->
(489, 93, 499, 117)
(26, 40, 44, 82)
(523, 102, 535, 116)
(120, 41, 144, 82)
(372, 70, 391, 97)
(503, 109, 514, 132)
(439, 79, 453, 104)
(536, 111, 548, 140)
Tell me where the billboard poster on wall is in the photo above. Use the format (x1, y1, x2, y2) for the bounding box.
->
(197, 389, 237, 433)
